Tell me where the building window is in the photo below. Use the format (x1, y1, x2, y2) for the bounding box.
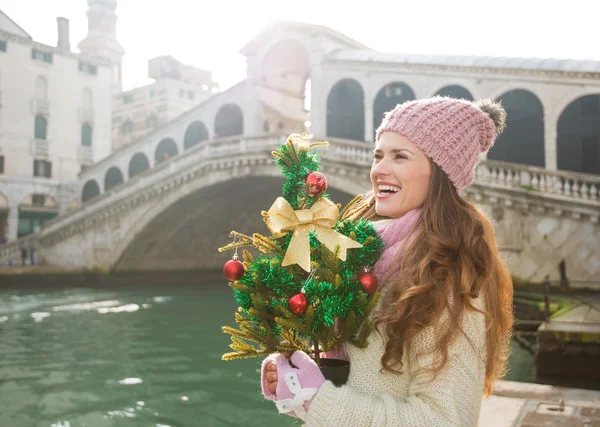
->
(123, 94, 134, 104)
(146, 114, 158, 129)
(149, 89, 156, 98)
(34, 115, 48, 139)
(31, 194, 46, 206)
(33, 159, 52, 178)
(121, 119, 133, 134)
(0, 155, 4, 174)
(81, 124, 93, 146)
(157, 104, 167, 113)
(79, 61, 97, 75)
(188, 91, 195, 100)
(32, 49, 53, 64)
(179, 89, 185, 98)
(0, 41, 6, 52)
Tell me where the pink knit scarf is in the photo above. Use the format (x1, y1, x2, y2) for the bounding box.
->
(372, 208, 422, 290)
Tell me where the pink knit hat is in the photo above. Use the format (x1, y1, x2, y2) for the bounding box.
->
(375, 96, 506, 191)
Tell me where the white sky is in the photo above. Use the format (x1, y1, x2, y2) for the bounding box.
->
(3, 0, 599, 91)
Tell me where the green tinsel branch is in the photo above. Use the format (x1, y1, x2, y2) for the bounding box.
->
(220, 136, 384, 361)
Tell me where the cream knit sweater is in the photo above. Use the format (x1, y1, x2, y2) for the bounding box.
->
(306, 299, 487, 426)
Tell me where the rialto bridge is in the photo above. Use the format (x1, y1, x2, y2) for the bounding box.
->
(0, 21, 599, 283)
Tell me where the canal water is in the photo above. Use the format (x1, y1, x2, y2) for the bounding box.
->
(0, 284, 533, 427)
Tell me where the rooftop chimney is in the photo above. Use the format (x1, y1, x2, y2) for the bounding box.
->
(57, 17, 70, 52)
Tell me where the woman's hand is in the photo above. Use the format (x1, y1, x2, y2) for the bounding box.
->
(261, 351, 326, 420)
(264, 351, 290, 395)
(265, 345, 347, 394)
(260, 352, 290, 400)
(264, 359, 279, 394)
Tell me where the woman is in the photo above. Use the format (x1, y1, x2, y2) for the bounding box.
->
(261, 97, 514, 426)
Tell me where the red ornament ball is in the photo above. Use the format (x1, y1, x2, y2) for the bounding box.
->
(288, 293, 308, 315)
(223, 259, 245, 281)
(358, 271, 378, 295)
(305, 172, 328, 197)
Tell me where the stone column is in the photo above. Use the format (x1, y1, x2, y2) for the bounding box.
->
(364, 95, 374, 143)
(7, 205, 18, 242)
(243, 55, 264, 137)
(544, 111, 558, 170)
(244, 82, 263, 137)
(309, 63, 326, 138)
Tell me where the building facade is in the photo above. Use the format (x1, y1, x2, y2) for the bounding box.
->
(77, 0, 125, 93)
(111, 55, 219, 152)
(0, 6, 115, 243)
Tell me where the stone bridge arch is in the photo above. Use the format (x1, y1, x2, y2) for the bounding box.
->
(113, 173, 360, 271)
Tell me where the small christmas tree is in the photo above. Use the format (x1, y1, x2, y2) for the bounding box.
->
(218, 133, 384, 365)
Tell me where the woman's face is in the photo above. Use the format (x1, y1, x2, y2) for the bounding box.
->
(370, 132, 432, 218)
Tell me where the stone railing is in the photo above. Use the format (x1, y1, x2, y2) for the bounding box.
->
(0, 233, 36, 264)
(0, 134, 286, 259)
(2, 134, 599, 265)
(320, 140, 599, 205)
(477, 160, 600, 203)
(323, 137, 373, 165)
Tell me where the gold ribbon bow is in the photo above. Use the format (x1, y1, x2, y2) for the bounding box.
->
(287, 133, 314, 150)
(264, 197, 363, 272)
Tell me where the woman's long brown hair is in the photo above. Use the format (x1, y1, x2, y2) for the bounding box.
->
(357, 162, 514, 396)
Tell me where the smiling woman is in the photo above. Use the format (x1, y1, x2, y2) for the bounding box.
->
(371, 133, 432, 219)
(260, 97, 514, 427)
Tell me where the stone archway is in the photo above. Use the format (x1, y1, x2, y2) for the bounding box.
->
(155, 138, 178, 163)
(129, 152, 150, 178)
(489, 89, 545, 167)
(184, 121, 209, 150)
(214, 104, 244, 138)
(373, 82, 416, 133)
(327, 78, 365, 142)
(82, 180, 100, 202)
(557, 94, 600, 174)
(114, 176, 355, 271)
(435, 85, 473, 101)
(104, 167, 124, 191)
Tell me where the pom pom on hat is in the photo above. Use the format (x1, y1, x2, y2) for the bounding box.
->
(375, 96, 506, 191)
(474, 98, 507, 136)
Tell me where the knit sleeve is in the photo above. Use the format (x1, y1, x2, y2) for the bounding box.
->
(306, 310, 487, 427)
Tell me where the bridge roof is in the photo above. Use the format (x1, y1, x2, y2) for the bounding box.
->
(327, 49, 600, 74)
(240, 20, 372, 56)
